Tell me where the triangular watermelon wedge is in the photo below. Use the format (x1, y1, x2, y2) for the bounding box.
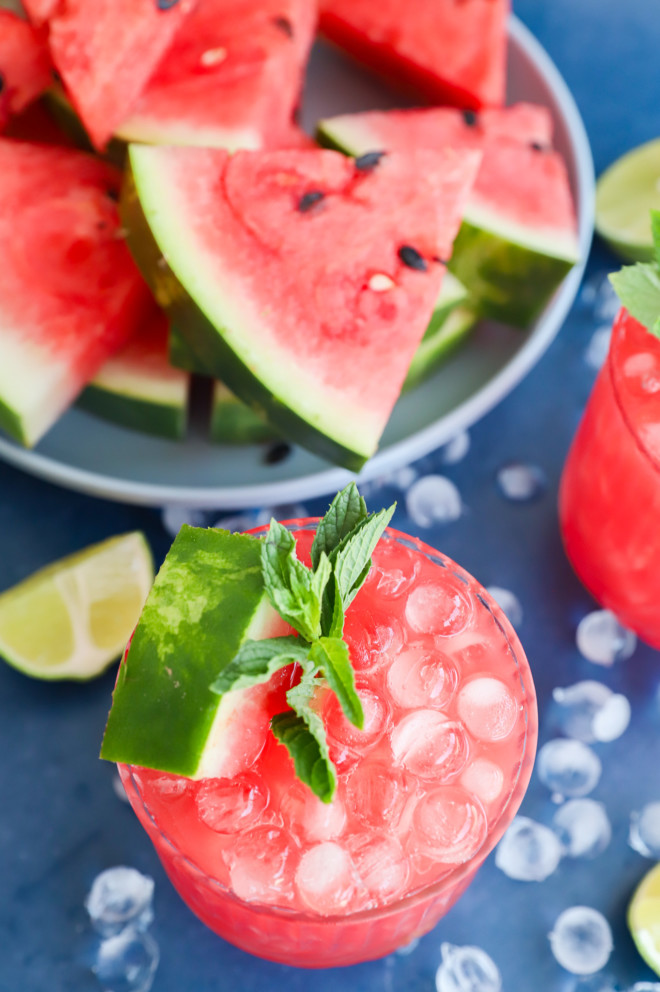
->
(0, 140, 152, 447)
(116, 0, 317, 150)
(122, 145, 481, 469)
(319, 0, 509, 109)
(44, 0, 197, 149)
(22, 0, 61, 27)
(0, 11, 53, 131)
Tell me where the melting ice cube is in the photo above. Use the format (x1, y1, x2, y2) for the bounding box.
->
(576, 611, 637, 666)
(441, 431, 471, 465)
(485, 587, 523, 628)
(537, 740, 602, 799)
(496, 462, 546, 502)
(92, 927, 159, 992)
(553, 681, 631, 743)
(552, 799, 612, 859)
(435, 942, 502, 992)
(629, 802, 660, 858)
(548, 906, 613, 975)
(494, 816, 562, 881)
(85, 867, 154, 937)
(405, 475, 463, 528)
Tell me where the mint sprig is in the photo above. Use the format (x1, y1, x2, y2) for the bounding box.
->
(210, 483, 395, 802)
(610, 208, 660, 339)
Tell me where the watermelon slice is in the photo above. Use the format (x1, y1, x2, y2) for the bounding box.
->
(403, 307, 477, 392)
(319, 0, 509, 110)
(101, 526, 289, 778)
(0, 140, 151, 447)
(77, 305, 190, 440)
(43, 0, 196, 149)
(116, 0, 317, 150)
(122, 146, 481, 469)
(211, 382, 279, 444)
(21, 0, 60, 27)
(0, 11, 52, 131)
(318, 104, 580, 327)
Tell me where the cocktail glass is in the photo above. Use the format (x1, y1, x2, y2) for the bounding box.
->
(559, 307, 660, 647)
(118, 521, 537, 968)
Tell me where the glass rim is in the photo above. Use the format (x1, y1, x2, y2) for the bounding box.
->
(120, 520, 538, 925)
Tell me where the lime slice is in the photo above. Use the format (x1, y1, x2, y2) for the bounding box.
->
(0, 532, 153, 680)
(596, 138, 660, 262)
(628, 861, 660, 975)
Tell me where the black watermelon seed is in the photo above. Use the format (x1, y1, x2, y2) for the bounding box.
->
(156, 0, 180, 10)
(273, 15, 294, 37)
(264, 442, 292, 465)
(355, 150, 386, 171)
(462, 110, 478, 127)
(398, 245, 428, 272)
(432, 256, 449, 266)
(0, 75, 4, 95)
(298, 190, 325, 213)
(531, 141, 549, 152)
(106, 188, 119, 202)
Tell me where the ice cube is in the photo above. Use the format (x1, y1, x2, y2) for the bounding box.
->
(494, 816, 562, 881)
(405, 579, 473, 637)
(112, 773, 129, 804)
(553, 681, 631, 743)
(196, 773, 268, 834)
(552, 799, 612, 859)
(161, 505, 209, 537)
(629, 802, 660, 858)
(344, 761, 409, 828)
(346, 611, 404, 674)
(324, 687, 388, 749)
(85, 868, 154, 937)
(389, 466, 418, 490)
(485, 587, 523, 628)
(347, 833, 409, 903)
(414, 786, 487, 864)
(294, 842, 357, 914)
(92, 927, 159, 992)
(280, 784, 346, 843)
(405, 475, 462, 528)
(435, 942, 502, 992)
(460, 759, 504, 805)
(537, 740, 602, 799)
(386, 641, 458, 710)
(585, 326, 613, 371)
(457, 677, 518, 742)
(576, 611, 637, 666)
(548, 906, 613, 975)
(391, 710, 468, 780)
(441, 431, 471, 465)
(227, 825, 297, 905)
(496, 462, 546, 502)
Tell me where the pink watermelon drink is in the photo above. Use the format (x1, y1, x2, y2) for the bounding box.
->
(560, 306, 660, 647)
(104, 488, 537, 968)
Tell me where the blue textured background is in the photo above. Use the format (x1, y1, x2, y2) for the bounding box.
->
(1, 1, 660, 989)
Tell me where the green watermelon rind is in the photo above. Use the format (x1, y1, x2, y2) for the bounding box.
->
(0, 395, 28, 447)
(122, 148, 379, 471)
(211, 382, 280, 445)
(76, 382, 188, 440)
(403, 306, 477, 392)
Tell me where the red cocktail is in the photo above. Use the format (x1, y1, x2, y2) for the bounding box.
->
(560, 308, 660, 647)
(117, 522, 537, 967)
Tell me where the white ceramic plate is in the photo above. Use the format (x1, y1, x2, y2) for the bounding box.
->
(0, 15, 594, 508)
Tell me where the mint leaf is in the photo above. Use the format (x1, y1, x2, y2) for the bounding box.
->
(331, 504, 396, 608)
(209, 636, 309, 695)
(321, 572, 344, 639)
(271, 674, 336, 803)
(610, 264, 660, 340)
(310, 637, 363, 729)
(261, 519, 322, 642)
(310, 483, 368, 568)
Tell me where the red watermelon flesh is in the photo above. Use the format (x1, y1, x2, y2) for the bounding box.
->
(319, 0, 509, 109)
(0, 11, 52, 130)
(22, 0, 61, 27)
(45, 0, 197, 150)
(0, 140, 152, 446)
(116, 0, 316, 149)
(127, 145, 481, 466)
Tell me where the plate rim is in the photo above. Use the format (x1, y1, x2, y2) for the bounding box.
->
(0, 14, 595, 509)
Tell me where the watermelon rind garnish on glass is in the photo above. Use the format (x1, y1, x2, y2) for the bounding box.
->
(120, 144, 481, 470)
(115, 0, 317, 151)
(318, 0, 509, 110)
(0, 139, 151, 448)
(318, 103, 580, 328)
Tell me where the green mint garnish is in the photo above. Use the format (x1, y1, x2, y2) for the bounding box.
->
(210, 483, 395, 802)
(610, 208, 660, 339)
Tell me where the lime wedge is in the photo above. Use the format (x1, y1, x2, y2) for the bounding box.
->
(628, 861, 660, 975)
(595, 138, 660, 262)
(0, 532, 153, 680)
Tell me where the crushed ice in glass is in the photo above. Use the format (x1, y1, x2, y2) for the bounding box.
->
(405, 475, 463, 527)
(584, 326, 613, 371)
(496, 462, 546, 502)
(85, 867, 154, 937)
(629, 802, 660, 858)
(552, 799, 612, 858)
(494, 815, 562, 881)
(553, 681, 631, 743)
(435, 942, 502, 992)
(441, 431, 471, 465)
(537, 740, 602, 799)
(485, 586, 523, 628)
(576, 610, 637, 666)
(548, 906, 613, 975)
(92, 927, 159, 992)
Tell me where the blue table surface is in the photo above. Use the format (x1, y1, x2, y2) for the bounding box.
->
(2, 2, 660, 990)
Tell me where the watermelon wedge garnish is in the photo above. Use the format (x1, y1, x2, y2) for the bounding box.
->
(42, 0, 197, 149)
(116, 0, 317, 150)
(318, 104, 580, 327)
(0, 139, 152, 447)
(122, 145, 481, 469)
(319, 0, 509, 109)
(21, 0, 61, 27)
(0, 11, 53, 131)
